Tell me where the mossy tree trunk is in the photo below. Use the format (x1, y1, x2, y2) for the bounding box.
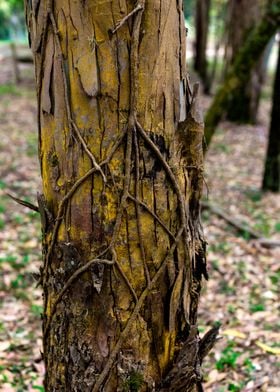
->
(262, 40, 280, 192)
(204, 0, 280, 148)
(224, 0, 267, 124)
(194, 0, 211, 93)
(25, 1, 212, 391)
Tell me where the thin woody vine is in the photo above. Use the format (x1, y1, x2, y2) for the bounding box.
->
(20, 0, 221, 390)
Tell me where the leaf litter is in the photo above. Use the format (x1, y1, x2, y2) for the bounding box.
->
(199, 96, 280, 391)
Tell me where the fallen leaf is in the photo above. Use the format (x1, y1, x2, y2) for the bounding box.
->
(222, 329, 246, 339)
(255, 341, 280, 356)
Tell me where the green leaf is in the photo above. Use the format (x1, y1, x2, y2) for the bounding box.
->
(32, 386, 45, 392)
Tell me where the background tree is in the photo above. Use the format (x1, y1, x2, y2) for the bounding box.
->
(206, 0, 227, 94)
(184, 0, 195, 20)
(194, 0, 211, 93)
(223, 0, 267, 123)
(204, 0, 280, 147)
(25, 0, 213, 391)
(262, 40, 280, 192)
(0, 0, 26, 40)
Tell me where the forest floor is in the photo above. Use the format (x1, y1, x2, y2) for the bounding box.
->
(0, 56, 279, 392)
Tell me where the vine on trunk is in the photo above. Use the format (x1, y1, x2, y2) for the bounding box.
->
(25, 0, 218, 390)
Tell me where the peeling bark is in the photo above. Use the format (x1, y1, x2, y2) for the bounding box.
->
(25, 1, 209, 390)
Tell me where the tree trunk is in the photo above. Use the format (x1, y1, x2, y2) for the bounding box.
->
(223, 0, 267, 124)
(204, 0, 280, 148)
(25, 1, 210, 391)
(194, 0, 211, 93)
(262, 40, 280, 192)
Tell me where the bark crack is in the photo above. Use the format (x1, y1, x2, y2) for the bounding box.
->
(26, 0, 209, 389)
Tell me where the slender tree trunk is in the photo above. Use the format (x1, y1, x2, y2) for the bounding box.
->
(194, 0, 211, 93)
(207, 0, 227, 94)
(204, 0, 280, 148)
(223, 0, 266, 124)
(262, 41, 280, 192)
(25, 1, 211, 390)
(10, 42, 21, 84)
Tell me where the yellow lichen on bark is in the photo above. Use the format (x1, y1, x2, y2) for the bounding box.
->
(25, 0, 206, 390)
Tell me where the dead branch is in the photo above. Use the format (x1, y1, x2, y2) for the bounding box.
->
(201, 200, 261, 239)
(251, 238, 280, 248)
(202, 201, 280, 248)
(7, 193, 39, 212)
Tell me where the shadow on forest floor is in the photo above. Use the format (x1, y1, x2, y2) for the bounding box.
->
(0, 53, 279, 391)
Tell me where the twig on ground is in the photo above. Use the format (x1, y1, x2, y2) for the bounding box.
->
(202, 201, 280, 248)
(251, 238, 280, 248)
(201, 200, 262, 239)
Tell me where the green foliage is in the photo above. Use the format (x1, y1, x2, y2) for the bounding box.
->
(209, 0, 228, 45)
(0, 180, 7, 189)
(0, 217, 5, 229)
(32, 386, 45, 392)
(227, 304, 236, 314)
(198, 325, 206, 333)
(216, 341, 240, 371)
(0, 0, 23, 12)
(123, 370, 144, 392)
(13, 213, 24, 224)
(0, 84, 21, 96)
(30, 304, 43, 318)
(236, 260, 248, 281)
(253, 213, 271, 236)
(11, 273, 29, 289)
(269, 270, 280, 285)
(26, 133, 38, 157)
(245, 190, 262, 203)
(183, 0, 195, 21)
(214, 143, 231, 153)
(0, 0, 26, 40)
(213, 320, 222, 328)
(0, 254, 17, 263)
(218, 280, 236, 295)
(249, 303, 265, 313)
(211, 259, 220, 271)
(0, 9, 9, 39)
(271, 2, 280, 14)
(209, 241, 230, 254)
(243, 358, 255, 374)
(228, 382, 245, 392)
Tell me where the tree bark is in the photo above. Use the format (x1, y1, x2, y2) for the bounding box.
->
(194, 0, 211, 93)
(25, 1, 209, 391)
(224, 0, 266, 124)
(204, 0, 280, 148)
(262, 40, 280, 192)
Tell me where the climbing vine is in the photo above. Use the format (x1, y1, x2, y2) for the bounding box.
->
(24, 0, 217, 390)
